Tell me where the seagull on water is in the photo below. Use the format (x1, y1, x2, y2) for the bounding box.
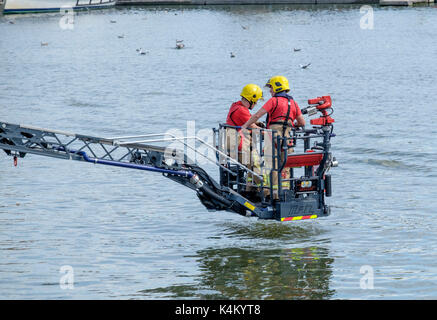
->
(175, 40, 185, 49)
(230, 52, 235, 58)
(138, 48, 148, 55)
(294, 48, 301, 52)
(300, 63, 311, 69)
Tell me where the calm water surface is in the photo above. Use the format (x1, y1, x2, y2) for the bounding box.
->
(0, 4, 436, 299)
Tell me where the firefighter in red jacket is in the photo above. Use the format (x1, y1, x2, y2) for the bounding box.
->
(225, 84, 263, 191)
(241, 76, 305, 200)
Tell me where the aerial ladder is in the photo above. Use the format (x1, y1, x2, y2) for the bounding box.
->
(0, 96, 337, 221)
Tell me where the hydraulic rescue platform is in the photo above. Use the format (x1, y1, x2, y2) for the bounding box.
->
(0, 96, 337, 222)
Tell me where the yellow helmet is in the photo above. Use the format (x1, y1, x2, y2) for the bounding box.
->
(265, 75, 290, 93)
(240, 84, 263, 104)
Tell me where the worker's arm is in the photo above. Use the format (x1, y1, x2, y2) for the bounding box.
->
(295, 114, 305, 127)
(241, 108, 268, 130)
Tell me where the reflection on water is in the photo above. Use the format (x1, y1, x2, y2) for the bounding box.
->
(141, 219, 333, 299)
(221, 221, 324, 241)
(140, 245, 334, 299)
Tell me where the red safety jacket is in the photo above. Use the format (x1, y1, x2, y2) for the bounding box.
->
(226, 101, 251, 127)
(226, 101, 251, 151)
(262, 97, 302, 128)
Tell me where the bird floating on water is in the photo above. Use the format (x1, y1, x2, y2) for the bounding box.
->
(118, 34, 125, 39)
(110, 20, 117, 23)
(230, 52, 235, 58)
(241, 25, 248, 30)
(300, 63, 311, 69)
(294, 48, 301, 52)
(41, 42, 49, 46)
(138, 48, 148, 55)
(175, 40, 185, 49)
